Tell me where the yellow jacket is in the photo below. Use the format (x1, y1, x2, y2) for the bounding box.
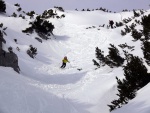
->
(62, 59, 69, 63)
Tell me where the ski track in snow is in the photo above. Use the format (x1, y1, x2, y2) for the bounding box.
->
(18, 11, 125, 113)
(32, 20, 113, 87)
(26, 16, 118, 113)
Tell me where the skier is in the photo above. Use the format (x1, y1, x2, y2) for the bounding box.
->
(60, 56, 70, 68)
(109, 20, 114, 29)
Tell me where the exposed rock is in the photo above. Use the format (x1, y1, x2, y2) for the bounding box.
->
(0, 31, 20, 73)
(0, 51, 20, 73)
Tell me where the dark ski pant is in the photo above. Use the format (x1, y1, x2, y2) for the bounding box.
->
(60, 62, 66, 68)
(110, 24, 113, 28)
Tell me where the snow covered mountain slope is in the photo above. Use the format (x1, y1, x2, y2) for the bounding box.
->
(4, 0, 150, 14)
(0, 1, 150, 113)
(112, 83, 150, 113)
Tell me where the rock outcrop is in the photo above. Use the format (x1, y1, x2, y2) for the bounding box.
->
(0, 31, 20, 73)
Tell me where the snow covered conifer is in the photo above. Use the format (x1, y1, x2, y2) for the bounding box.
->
(141, 14, 150, 39)
(108, 53, 150, 111)
(124, 25, 131, 33)
(115, 22, 123, 27)
(93, 47, 105, 68)
(92, 59, 100, 68)
(26, 11, 35, 19)
(133, 10, 140, 17)
(0, 0, 6, 13)
(142, 40, 150, 65)
(23, 16, 55, 40)
(95, 47, 105, 65)
(131, 29, 142, 41)
(121, 30, 126, 36)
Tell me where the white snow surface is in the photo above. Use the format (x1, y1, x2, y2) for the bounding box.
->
(0, 1, 150, 113)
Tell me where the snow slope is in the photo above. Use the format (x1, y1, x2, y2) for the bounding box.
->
(112, 83, 150, 113)
(0, 1, 150, 113)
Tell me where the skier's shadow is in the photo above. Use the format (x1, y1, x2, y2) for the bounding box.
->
(53, 35, 70, 41)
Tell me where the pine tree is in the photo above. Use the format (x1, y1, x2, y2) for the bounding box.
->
(116, 22, 123, 27)
(141, 40, 150, 65)
(124, 55, 150, 89)
(106, 44, 124, 67)
(129, 23, 136, 30)
(26, 11, 35, 18)
(108, 53, 150, 112)
(124, 25, 131, 33)
(23, 16, 55, 39)
(116, 77, 136, 102)
(0, 0, 6, 13)
(141, 14, 150, 39)
(92, 59, 100, 68)
(131, 29, 142, 41)
(93, 47, 105, 68)
(133, 10, 140, 17)
(95, 47, 105, 66)
(121, 30, 126, 36)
